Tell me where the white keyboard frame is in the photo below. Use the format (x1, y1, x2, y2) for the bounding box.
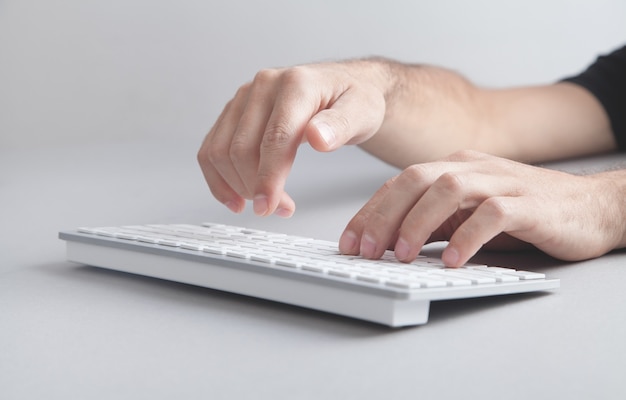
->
(59, 226, 560, 327)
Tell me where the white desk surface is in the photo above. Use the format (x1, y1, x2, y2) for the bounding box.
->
(2, 138, 625, 400)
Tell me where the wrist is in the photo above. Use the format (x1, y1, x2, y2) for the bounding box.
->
(357, 59, 487, 166)
(344, 57, 400, 105)
(594, 169, 626, 251)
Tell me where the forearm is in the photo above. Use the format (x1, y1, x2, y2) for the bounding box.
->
(359, 59, 618, 168)
(592, 168, 626, 253)
(482, 82, 617, 163)
(360, 61, 487, 167)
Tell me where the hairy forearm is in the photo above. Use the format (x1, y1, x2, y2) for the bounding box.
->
(359, 59, 617, 168)
(360, 60, 486, 167)
(593, 168, 626, 252)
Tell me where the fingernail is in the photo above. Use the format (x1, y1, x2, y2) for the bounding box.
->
(253, 195, 269, 216)
(339, 230, 358, 253)
(316, 122, 336, 148)
(442, 246, 460, 267)
(224, 200, 241, 214)
(360, 234, 377, 258)
(274, 207, 293, 218)
(394, 238, 410, 261)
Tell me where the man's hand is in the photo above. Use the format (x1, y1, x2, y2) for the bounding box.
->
(197, 60, 390, 217)
(339, 150, 626, 267)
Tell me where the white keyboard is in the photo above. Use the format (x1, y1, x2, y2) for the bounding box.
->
(59, 223, 559, 327)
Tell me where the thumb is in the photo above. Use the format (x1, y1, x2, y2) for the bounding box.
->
(305, 88, 385, 152)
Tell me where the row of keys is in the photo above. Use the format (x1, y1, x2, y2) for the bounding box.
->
(76, 224, 546, 290)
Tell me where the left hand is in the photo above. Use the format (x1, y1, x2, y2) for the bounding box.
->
(197, 60, 389, 217)
(338, 150, 624, 267)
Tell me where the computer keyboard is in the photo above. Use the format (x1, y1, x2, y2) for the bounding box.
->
(59, 223, 559, 327)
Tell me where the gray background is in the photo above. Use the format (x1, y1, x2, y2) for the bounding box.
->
(1, 0, 625, 150)
(2, 1, 626, 399)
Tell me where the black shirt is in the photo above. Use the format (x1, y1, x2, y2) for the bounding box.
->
(563, 45, 626, 151)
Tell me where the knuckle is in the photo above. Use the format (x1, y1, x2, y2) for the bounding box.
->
(205, 141, 229, 166)
(197, 149, 212, 168)
(234, 82, 252, 100)
(263, 121, 295, 149)
(446, 149, 484, 162)
(435, 172, 465, 195)
(482, 197, 510, 221)
(253, 68, 279, 86)
(228, 136, 249, 163)
(401, 164, 429, 182)
(381, 175, 398, 191)
(197, 144, 209, 165)
(280, 66, 309, 88)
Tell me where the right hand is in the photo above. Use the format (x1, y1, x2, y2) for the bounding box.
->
(338, 150, 626, 267)
(197, 60, 390, 217)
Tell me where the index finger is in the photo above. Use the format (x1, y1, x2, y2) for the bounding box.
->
(252, 71, 322, 216)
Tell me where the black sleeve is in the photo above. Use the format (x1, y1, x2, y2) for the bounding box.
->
(562, 45, 626, 151)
